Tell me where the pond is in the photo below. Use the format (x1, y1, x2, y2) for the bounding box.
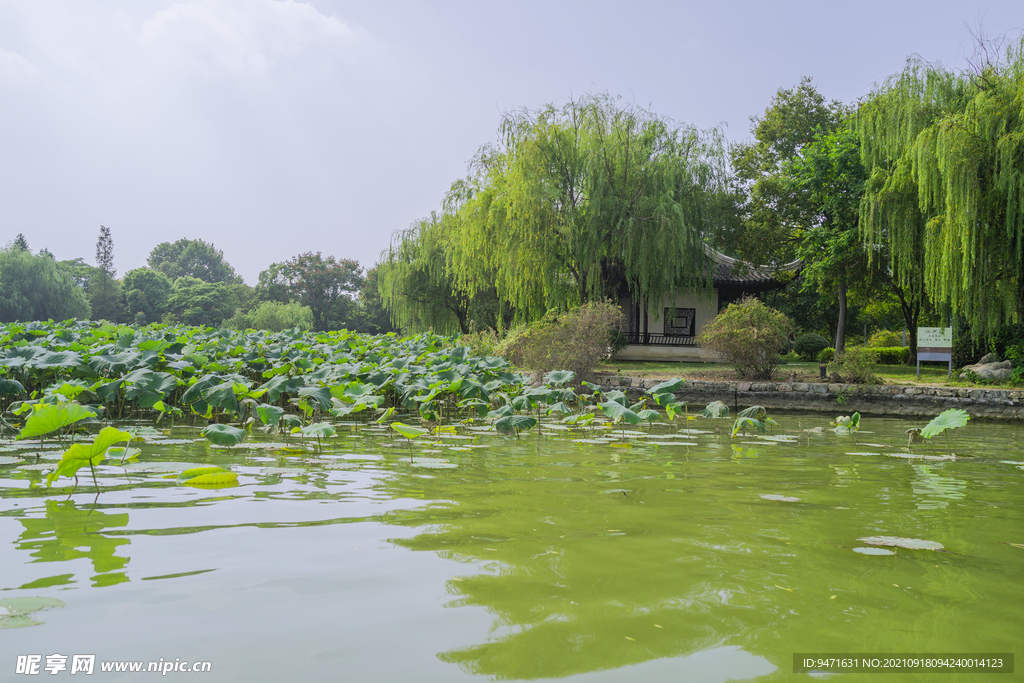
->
(1, 412, 1021, 681)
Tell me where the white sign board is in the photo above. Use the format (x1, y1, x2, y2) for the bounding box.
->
(917, 327, 952, 348)
(916, 327, 953, 375)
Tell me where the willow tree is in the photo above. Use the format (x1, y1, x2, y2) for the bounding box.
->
(443, 94, 725, 320)
(378, 213, 474, 334)
(856, 42, 1024, 336)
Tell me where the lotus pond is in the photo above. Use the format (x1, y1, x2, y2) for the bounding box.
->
(2, 409, 1023, 682)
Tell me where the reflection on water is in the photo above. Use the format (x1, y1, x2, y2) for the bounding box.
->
(0, 414, 1022, 681)
(911, 464, 966, 509)
(18, 500, 130, 587)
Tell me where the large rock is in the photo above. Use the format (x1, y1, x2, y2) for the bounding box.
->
(959, 358, 1014, 381)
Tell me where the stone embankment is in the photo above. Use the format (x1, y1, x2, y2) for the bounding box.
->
(599, 376, 1024, 421)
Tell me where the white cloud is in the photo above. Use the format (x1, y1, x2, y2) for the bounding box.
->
(138, 0, 358, 77)
(0, 47, 38, 83)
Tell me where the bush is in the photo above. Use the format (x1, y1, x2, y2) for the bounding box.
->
(828, 347, 880, 384)
(226, 301, 313, 332)
(496, 301, 624, 381)
(697, 297, 794, 380)
(867, 329, 903, 348)
(793, 333, 830, 361)
(873, 346, 911, 365)
(818, 347, 835, 363)
(457, 328, 501, 357)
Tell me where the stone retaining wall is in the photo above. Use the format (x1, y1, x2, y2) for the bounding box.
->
(597, 376, 1024, 421)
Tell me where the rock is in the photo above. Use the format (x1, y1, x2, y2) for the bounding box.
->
(959, 358, 1013, 381)
(828, 372, 843, 383)
(978, 352, 1000, 364)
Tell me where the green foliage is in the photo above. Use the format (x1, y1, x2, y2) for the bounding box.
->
(872, 347, 911, 365)
(0, 247, 91, 322)
(148, 238, 241, 283)
(726, 77, 847, 265)
(165, 277, 238, 327)
(227, 301, 313, 332)
(700, 400, 730, 418)
(443, 93, 724, 320)
(257, 253, 362, 332)
(828, 347, 879, 384)
(201, 424, 246, 447)
(46, 426, 134, 485)
(867, 330, 903, 348)
(351, 266, 399, 335)
(856, 42, 1024, 335)
(818, 347, 835, 363)
(920, 409, 970, 439)
(497, 301, 623, 381)
(793, 333, 830, 361)
(391, 422, 429, 440)
(493, 415, 538, 436)
(18, 402, 96, 440)
(698, 297, 794, 379)
(122, 268, 173, 325)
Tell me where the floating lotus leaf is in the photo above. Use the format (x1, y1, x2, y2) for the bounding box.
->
(761, 494, 801, 502)
(857, 536, 944, 551)
(852, 547, 895, 556)
(0, 597, 65, 629)
(183, 472, 239, 487)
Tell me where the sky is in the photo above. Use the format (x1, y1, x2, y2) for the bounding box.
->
(1, 0, 1021, 284)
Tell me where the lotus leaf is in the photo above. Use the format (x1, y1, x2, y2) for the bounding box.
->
(493, 415, 538, 435)
(700, 401, 730, 418)
(857, 536, 944, 551)
(760, 494, 801, 502)
(19, 402, 96, 440)
(920, 409, 970, 439)
(544, 370, 576, 387)
(599, 401, 642, 425)
(391, 422, 429, 440)
(648, 378, 684, 395)
(201, 424, 246, 447)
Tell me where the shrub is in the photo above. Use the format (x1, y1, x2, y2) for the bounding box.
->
(226, 301, 313, 332)
(867, 329, 903, 348)
(457, 328, 501, 357)
(793, 333, 830, 361)
(828, 347, 880, 384)
(818, 347, 835, 363)
(697, 297, 794, 380)
(496, 301, 624, 381)
(873, 346, 911, 365)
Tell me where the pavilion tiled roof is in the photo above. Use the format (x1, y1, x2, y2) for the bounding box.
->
(704, 244, 801, 287)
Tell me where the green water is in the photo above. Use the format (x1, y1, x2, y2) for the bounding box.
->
(1, 413, 1021, 681)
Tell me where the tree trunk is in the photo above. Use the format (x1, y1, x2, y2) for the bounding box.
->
(834, 281, 847, 355)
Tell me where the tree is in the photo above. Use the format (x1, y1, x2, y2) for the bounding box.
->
(88, 226, 125, 322)
(258, 253, 363, 331)
(0, 246, 91, 322)
(165, 277, 236, 327)
(726, 77, 848, 265)
(379, 214, 477, 334)
(123, 268, 173, 325)
(147, 239, 242, 283)
(443, 93, 725, 320)
(12, 234, 29, 252)
(856, 41, 1024, 337)
(352, 266, 399, 335)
